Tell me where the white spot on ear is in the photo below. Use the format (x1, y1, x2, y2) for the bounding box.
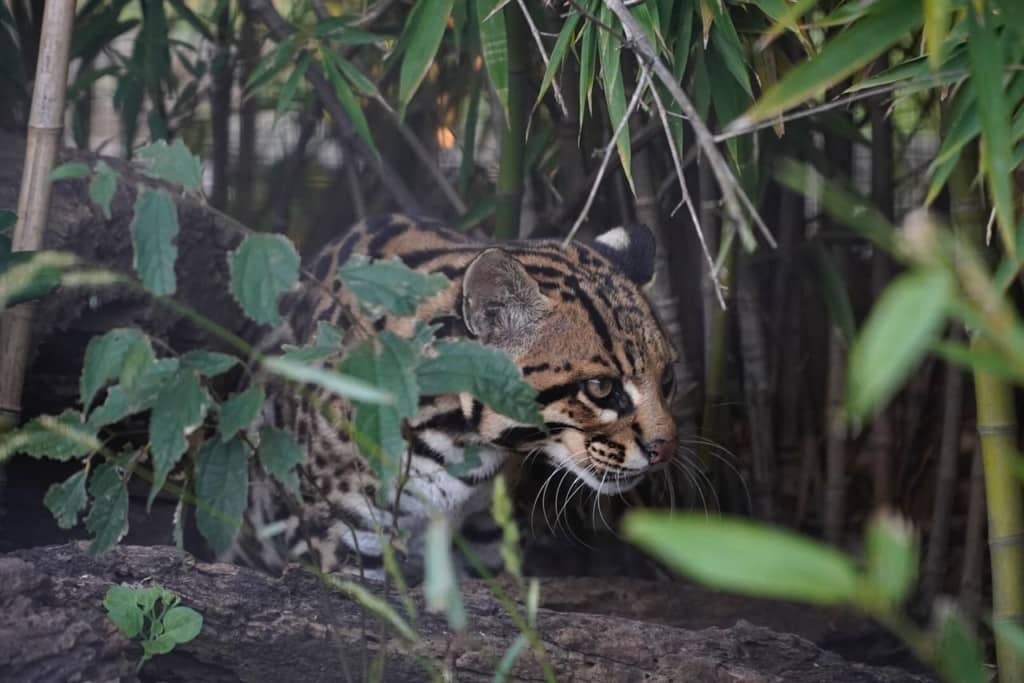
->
(595, 226, 631, 252)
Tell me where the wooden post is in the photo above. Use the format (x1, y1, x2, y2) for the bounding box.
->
(0, 0, 77, 430)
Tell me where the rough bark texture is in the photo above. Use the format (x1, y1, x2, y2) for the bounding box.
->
(0, 129, 259, 419)
(1, 543, 932, 683)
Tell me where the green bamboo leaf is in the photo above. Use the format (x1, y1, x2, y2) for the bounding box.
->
(476, 0, 508, 121)
(245, 36, 297, 94)
(229, 233, 300, 325)
(275, 50, 311, 117)
(865, 512, 917, 606)
(967, 7, 1017, 257)
(398, 0, 455, 115)
(578, 22, 596, 122)
(598, 4, 632, 190)
(195, 436, 249, 555)
(739, 0, 922, 125)
(424, 516, 466, 630)
(262, 356, 393, 405)
(86, 463, 129, 555)
(810, 242, 856, 345)
(535, 11, 579, 112)
(50, 161, 91, 181)
(936, 607, 987, 683)
(130, 188, 179, 296)
(848, 269, 952, 419)
(322, 48, 378, 157)
(492, 634, 528, 683)
(624, 512, 861, 605)
(334, 57, 380, 99)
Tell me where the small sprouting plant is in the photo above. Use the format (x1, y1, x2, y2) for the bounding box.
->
(103, 584, 203, 669)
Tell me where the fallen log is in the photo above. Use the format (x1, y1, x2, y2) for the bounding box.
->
(1, 543, 932, 682)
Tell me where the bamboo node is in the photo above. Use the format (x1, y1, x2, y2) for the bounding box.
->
(976, 423, 1018, 436)
(988, 532, 1024, 549)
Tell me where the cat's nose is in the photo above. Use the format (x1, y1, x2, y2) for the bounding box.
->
(644, 437, 677, 465)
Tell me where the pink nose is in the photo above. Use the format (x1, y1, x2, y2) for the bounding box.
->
(645, 437, 677, 465)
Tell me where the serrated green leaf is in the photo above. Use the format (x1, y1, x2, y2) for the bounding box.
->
(848, 269, 952, 419)
(1, 410, 98, 462)
(130, 188, 179, 296)
(624, 513, 860, 604)
(219, 386, 265, 442)
(137, 139, 202, 190)
(424, 516, 466, 630)
(339, 341, 408, 484)
(257, 426, 303, 496)
(476, 0, 508, 120)
(148, 369, 210, 506)
(50, 161, 91, 181)
(195, 437, 249, 555)
(741, 0, 922, 124)
(81, 328, 154, 410)
(229, 233, 299, 325)
(339, 255, 449, 316)
(398, 0, 456, 114)
(89, 161, 118, 220)
(417, 340, 540, 425)
(86, 463, 129, 555)
(179, 350, 238, 376)
(87, 358, 180, 430)
(44, 469, 89, 529)
(104, 585, 145, 638)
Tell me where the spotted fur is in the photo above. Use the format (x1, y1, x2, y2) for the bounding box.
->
(235, 214, 677, 578)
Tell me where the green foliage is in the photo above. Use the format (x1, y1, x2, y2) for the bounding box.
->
(130, 188, 179, 296)
(396, 0, 456, 115)
(847, 269, 952, 420)
(194, 437, 249, 555)
(338, 255, 449, 317)
(229, 233, 300, 325)
(89, 161, 119, 220)
(137, 139, 203, 191)
(104, 584, 203, 669)
(256, 426, 303, 496)
(218, 386, 265, 442)
(43, 470, 89, 529)
(148, 367, 210, 507)
(86, 463, 129, 555)
(424, 515, 466, 630)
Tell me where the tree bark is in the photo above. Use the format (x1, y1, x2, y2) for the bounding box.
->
(0, 543, 932, 683)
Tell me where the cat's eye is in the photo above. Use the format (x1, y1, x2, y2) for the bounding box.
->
(660, 367, 675, 397)
(584, 377, 614, 400)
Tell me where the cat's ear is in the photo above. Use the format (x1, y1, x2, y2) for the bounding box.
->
(592, 223, 657, 287)
(462, 248, 549, 348)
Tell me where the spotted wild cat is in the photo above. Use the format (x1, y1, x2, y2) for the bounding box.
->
(235, 214, 678, 579)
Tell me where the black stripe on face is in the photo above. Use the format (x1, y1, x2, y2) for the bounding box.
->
(536, 382, 580, 406)
(410, 434, 447, 466)
(563, 275, 622, 373)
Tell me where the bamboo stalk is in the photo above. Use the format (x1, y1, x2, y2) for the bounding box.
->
(737, 250, 775, 520)
(0, 0, 77, 431)
(959, 443, 986, 619)
(235, 14, 258, 224)
(921, 331, 965, 604)
(950, 145, 1024, 683)
(209, 2, 232, 211)
(493, 3, 530, 239)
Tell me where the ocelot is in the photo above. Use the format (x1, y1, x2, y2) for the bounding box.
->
(233, 214, 678, 580)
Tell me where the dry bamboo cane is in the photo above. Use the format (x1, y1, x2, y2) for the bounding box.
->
(0, 0, 77, 431)
(950, 148, 1024, 683)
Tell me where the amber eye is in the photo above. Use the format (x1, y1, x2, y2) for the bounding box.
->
(584, 377, 614, 400)
(660, 367, 675, 397)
